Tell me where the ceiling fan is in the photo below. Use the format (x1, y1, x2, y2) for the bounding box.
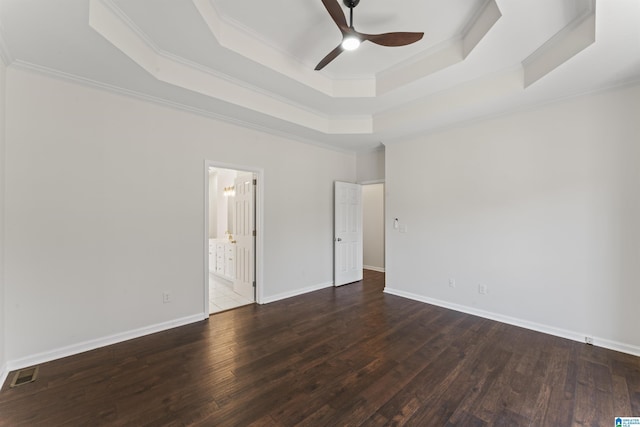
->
(315, 0, 424, 71)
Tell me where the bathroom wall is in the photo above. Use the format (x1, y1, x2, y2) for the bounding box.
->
(208, 171, 218, 239)
(215, 169, 237, 239)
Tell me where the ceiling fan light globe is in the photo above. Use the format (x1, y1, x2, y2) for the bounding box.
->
(342, 37, 360, 51)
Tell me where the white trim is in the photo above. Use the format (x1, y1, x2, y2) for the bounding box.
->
(384, 287, 640, 358)
(204, 161, 265, 314)
(359, 179, 385, 185)
(203, 163, 210, 316)
(5, 314, 205, 373)
(0, 363, 7, 389)
(10, 61, 355, 154)
(364, 265, 385, 273)
(261, 282, 334, 305)
(89, 0, 373, 136)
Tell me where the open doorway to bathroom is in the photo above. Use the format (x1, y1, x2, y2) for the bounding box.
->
(205, 163, 260, 314)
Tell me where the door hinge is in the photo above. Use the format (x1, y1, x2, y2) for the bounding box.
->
(253, 281, 256, 288)
(253, 179, 257, 186)
(252, 230, 256, 236)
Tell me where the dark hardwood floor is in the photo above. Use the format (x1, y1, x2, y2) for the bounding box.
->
(1, 270, 639, 426)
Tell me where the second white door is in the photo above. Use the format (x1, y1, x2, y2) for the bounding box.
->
(334, 181, 363, 286)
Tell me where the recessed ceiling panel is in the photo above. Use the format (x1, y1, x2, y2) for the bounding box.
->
(213, 0, 485, 76)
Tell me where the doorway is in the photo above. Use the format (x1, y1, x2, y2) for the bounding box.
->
(204, 161, 263, 315)
(362, 182, 385, 273)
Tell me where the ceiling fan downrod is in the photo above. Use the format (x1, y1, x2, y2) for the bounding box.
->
(344, 0, 359, 27)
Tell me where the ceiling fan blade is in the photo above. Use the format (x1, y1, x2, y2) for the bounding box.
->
(320, 0, 349, 33)
(314, 44, 345, 70)
(361, 32, 424, 47)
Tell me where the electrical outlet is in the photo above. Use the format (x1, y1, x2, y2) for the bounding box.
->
(162, 292, 171, 303)
(478, 284, 488, 295)
(449, 278, 456, 288)
(585, 336, 594, 345)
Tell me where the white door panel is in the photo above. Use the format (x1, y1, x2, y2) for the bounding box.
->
(334, 181, 363, 286)
(233, 173, 255, 301)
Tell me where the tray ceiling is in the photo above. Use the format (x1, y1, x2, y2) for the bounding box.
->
(1, 0, 638, 151)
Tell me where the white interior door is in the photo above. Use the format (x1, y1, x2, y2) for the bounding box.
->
(334, 181, 363, 286)
(233, 173, 255, 301)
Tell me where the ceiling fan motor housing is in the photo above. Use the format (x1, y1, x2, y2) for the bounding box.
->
(343, 0, 360, 8)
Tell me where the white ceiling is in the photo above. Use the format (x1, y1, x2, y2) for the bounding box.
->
(1, 0, 639, 151)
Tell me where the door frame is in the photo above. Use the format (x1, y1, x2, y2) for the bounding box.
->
(203, 160, 264, 316)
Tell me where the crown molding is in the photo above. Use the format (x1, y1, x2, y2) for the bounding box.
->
(93, 0, 505, 120)
(204, 2, 314, 72)
(376, 0, 501, 95)
(89, 0, 373, 136)
(10, 60, 361, 154)
(376, 38, 464, 96)
(98, 0, 339, 124)
(191, 0, 345, 98)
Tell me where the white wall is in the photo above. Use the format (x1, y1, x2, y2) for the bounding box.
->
(363, 183, 384, 271)
(356, 147, 385, 183)
(4, 68, 355, 363)
(386, 83, 640, 355)
(0, 58, 7, 380)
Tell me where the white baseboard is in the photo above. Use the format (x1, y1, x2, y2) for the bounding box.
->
(593, 337, 640, 358)
(6, 313, 207, 372)
(261, 281, 334, 304)
(0, 363, 7, 389)
(384, 287, 640, 358)
(364, 265, 385, 273)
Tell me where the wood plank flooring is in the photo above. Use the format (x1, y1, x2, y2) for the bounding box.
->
(1, 270, 639, 426)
